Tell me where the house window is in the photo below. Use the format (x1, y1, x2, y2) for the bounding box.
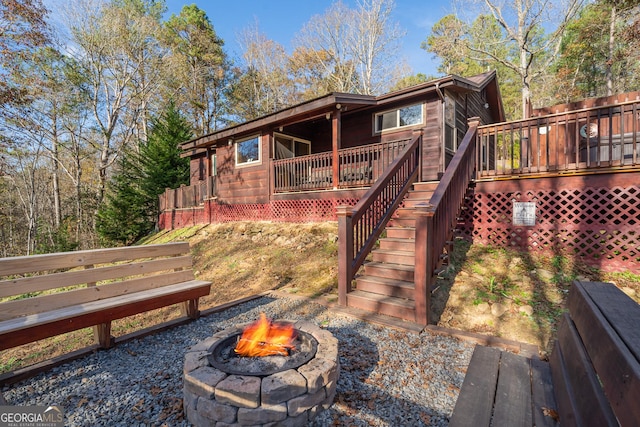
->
(236, 135, 261, 166)
(211, 153, 217, 176)
(374, 103, 423, 133)
(274, 133, 311, 159)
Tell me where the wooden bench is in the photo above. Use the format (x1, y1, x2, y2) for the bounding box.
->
(0, 242, 211, 351)
(449, 280, 640, 427)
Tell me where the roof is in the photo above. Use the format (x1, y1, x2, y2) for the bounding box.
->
(181, 71, 504, 153)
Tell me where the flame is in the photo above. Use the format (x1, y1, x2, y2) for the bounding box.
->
(234, 313, 296, 357)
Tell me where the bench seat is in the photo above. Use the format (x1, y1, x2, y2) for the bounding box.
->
(0, 280, 210, 351)
(449, 280, 640, 427)
(0, 242, 211, 352)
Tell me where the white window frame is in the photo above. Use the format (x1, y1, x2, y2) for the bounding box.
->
(273, 132, 311, 159)
(235, 134, 262, 167)
(374, 103, 424, 134)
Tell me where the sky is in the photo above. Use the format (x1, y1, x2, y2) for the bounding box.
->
(164, 0, 454, 77)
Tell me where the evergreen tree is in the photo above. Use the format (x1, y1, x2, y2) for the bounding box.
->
(96, 102, 191, 245)
(139, 101, 192, 219)
(95, 152, 148, 246)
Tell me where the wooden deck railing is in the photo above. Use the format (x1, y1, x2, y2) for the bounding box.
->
(477, 99, 640, 177)
(273, 139, 410, 193)
(159, 176, 216, 210)
(413, 118, 480, 324)
(337, 134, 421, 305)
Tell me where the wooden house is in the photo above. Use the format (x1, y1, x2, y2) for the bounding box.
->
(169, 71, 503, 213)
(161, 75, 639, 326)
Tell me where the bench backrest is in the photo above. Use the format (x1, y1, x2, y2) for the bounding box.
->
(550, 280, 640, 427)
(0, 242, 195, 322)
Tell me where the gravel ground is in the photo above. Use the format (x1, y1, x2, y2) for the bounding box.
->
(2, 295, 475, 426)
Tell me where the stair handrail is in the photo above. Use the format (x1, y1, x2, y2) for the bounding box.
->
(337, 132, 422, 305)
(413, 117, 480, 324)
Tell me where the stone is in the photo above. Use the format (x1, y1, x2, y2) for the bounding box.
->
(323, 380, 337, 410)
(287, 388, 326, 417)
(215, 375, 262, 409)
(237, 403, 287, 424)
(475, 302, 490, 314)
(182, 389, 199, 420)
(518, 305, 534, 316)
(198, 397, 237, 424)
(184, 351, 210, 374)
(298, 358, 338, 394)
(261, 369, 307, 405)
(491, 303, 509, 318)
(621, 287, 636, 298)
(184, 366, 227, 399)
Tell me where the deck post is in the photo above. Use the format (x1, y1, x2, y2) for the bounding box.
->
(414, 203, 434, 325)
(337, 205, 354, 306)
(331, 109, 341, 189)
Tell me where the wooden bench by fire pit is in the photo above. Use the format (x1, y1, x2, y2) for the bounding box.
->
(449, 280, 640, 427)
(0, 242, 211, 351)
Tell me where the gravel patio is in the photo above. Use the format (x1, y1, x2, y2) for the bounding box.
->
(2, 294, 475, 426)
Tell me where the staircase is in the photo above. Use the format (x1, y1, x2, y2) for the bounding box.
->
(346, 181, 448, 321)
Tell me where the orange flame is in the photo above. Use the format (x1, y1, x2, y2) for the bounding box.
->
(234, 313, 296, 357)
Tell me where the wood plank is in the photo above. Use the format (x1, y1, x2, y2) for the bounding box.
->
(449, 346, 501, 427)
(530, 358, 559, 427)
(0, 270, 196, 320)
(567, 281, 640, 427)
(549, 338, 581, 427)
(0, 255, 193, 298)
(552, 313, 618, 427)
(0, 242, 190, 276)
(578, 280, 640, 362)
(0, 280, 211, 350)
(491, 351, 532, 427)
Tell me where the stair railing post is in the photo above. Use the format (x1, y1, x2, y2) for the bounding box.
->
(337, 205, 354, 306)
(414, 202, 434, 325)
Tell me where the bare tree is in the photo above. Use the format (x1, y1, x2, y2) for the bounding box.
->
(294, 0, 406, 95)
(457, 0, 583, 117)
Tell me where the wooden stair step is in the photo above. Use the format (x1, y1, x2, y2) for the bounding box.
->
(412, 181, 439, 191)
(385, 227, 416, 239)
(355, 275, 414, 299)
(347, 290, 415, 321)
(363, 261, 415, 281)
(402, 198, 434, 207)
(379, 237, 415, 251)
(388, 217, 416, 227)
(372, 249, 415, 265)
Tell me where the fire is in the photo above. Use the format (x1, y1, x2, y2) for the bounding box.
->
(234, 313, 296, 357)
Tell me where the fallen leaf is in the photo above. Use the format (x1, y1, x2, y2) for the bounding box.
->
(150, 386, 163, 396)
(76, 397, 88, 408)
(542, 407, 560, 421)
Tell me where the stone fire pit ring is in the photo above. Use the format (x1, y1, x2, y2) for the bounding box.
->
(183, 320, 339, 426)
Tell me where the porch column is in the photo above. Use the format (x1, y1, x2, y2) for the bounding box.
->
(331, 108, 341, 189)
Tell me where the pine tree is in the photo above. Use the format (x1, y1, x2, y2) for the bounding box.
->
(96, 102, 191, 245)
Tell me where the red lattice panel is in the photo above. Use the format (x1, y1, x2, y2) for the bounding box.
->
(459, 184, 640, 272)
(160, 198, 359, 230)
(272, 199, 358, 222)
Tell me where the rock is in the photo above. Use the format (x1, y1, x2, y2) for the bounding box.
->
(475, 302, 490, 314)
(491, 303, 509, 318)
(621, 287, 636, 298)
(518, 305, 534, 316)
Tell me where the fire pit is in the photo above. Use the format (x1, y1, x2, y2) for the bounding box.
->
(183, 316, 339, 426)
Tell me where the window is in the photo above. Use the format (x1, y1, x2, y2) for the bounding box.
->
(274, 133, 311, 160)
(374, 103, 423, 133)
(235, 135, 261, 166)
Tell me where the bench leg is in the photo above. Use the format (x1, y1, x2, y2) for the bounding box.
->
(94, 322, 114, 349)
(182, 299, 200, 319)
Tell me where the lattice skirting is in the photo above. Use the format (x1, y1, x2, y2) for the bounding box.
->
(459, 183, 640, 273)
(159, 199, 358, 230)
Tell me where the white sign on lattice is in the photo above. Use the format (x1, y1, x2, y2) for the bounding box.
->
(513, 201, 537, 226)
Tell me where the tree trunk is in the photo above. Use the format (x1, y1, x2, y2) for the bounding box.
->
(606, 6, 616, 97)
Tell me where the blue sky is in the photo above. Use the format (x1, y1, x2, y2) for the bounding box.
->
(164, 0, 454, 77)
